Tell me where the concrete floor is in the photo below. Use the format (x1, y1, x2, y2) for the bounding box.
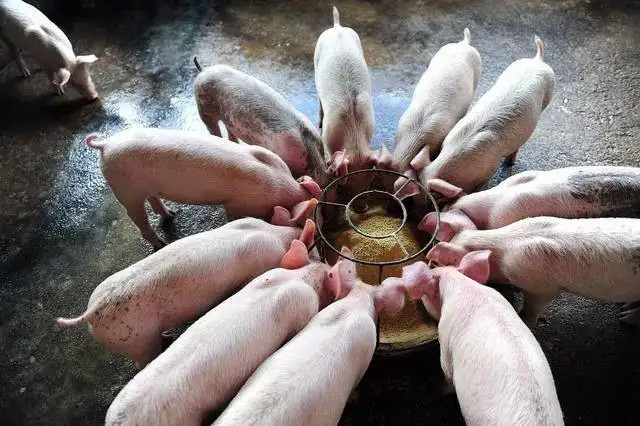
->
(1, 0, 639, 424)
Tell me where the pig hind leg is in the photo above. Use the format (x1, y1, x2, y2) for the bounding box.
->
(118, 195, 166, 248)
(504, 149, 519, 167)
(148, 196, 176, 219)
(0, 32, 31, 77)
(520, 291, 558, 326)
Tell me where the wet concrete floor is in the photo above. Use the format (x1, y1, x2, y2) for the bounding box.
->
(1, 0, 639, 424)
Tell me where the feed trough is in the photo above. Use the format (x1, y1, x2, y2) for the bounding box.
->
(311, 167, 441, 355)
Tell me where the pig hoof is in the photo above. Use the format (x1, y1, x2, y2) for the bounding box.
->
(152, 237, 168, 250)
(167, 209, 176, 218)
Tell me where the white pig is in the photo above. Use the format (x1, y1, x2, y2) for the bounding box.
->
(393, 28, 482, 175)
(55, 215, 316, 367)
(419, 166, 640, 241)
(214, 247, 406, 426)
(424, 216, 640, 325)
(399, 258, 564, 426)
(0, 0, 98, 99)
(194, 61, 329, 185)
(85, 128, 321, 248)
(105, 238, 354, 426)
(314, 7, 375, 183)
(415, 36, 555, 192)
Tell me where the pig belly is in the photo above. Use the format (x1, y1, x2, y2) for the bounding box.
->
(106, 280, 320, 426)
(215, 301, 376, 426)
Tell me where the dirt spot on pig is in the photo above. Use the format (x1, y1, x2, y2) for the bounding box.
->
(568, 170, 640, 217)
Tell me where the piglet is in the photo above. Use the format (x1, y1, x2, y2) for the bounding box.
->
(194, 61, 329, 185)
(314, 7, 376, 191)
(0, 0, 98, 99)
(424, 216, 640, 325)
(56, 214, 316, 367)
(85, 128, 321, 248)
(415, 36, 555, 192)
(105, 237, 353, 426)
(399, 258, 563, 426)
(420, 166, 640, 241)
(213, 248, 406, 426)
(393, 28, 482, 176)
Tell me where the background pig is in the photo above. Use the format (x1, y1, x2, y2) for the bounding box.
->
(415, 36, 555, 192)
(214, 248, 406, 426)
(194, 62, 329, 185)
(314, 7, 375, 188)
(105, 239, 352, 426)
(399, 257, 563, 425)
(55, 216, 316, 367)
(85, 128, 321, 248)
(0, 0, 98, 99)
(424, 217, 640, 325)
(421, 166, 640, 241)
(393, 28, 482, 175)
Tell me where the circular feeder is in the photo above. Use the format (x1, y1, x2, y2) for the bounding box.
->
(311, 168, 441, 356)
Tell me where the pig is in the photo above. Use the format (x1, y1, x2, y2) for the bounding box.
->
(423, 216, 640, 325)
(55, 215, 317, 367)
(393, 28, 482, 176)
(420, 166, 640, 241)
(105, 237, 354, 426)
(0, 0, 98, 100)
(193, 61, 329, 185)
(213, 247, 407, 426)
(84, 128, 321, 248)
(314, 7, 376, 191)
(414, 36, 555, 193)
(398, 257, 563, 426)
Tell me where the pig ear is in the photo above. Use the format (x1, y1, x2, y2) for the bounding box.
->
(409, 145, 431, 171)
(419, 209, 474, 242)
(299, 219, 316, 248)
(457, 250, 491, 284)
(299, 177, 322, 198)
(290, 198, 319, 227)
(400, 262, 433, 300)
(281, 240, 311, 269)
(327, 247, 357, 295)
(52, 68, 71, 92)
(271, 206, 293, 226)
(76, 54, 98, 65)
(426, 179, 465, 199)
(374, 277, 406, 315)
(427, 242, 469, 267)
(394, 169, 421, 200)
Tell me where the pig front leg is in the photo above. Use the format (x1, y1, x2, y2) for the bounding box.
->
(520, 291, 558, 326)
(148, 196, 176, 219)
(0, 31, 31, 78)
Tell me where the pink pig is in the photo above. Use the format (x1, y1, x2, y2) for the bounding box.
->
(314, 7, 379, 192)
(414, 36, 555, 193)
(85, 128, 321, 248)
(214, 247, 406, 426)
(393, 28, 482, 175)
(398, 258, 564, 426)
(105, 237, 354, 426)
(424, 216, 640, 325)
(0, 0, 98, 99)
(194, 62, 329, 185)
(419, 166, 640, 241)
(56, 213, 317, 367)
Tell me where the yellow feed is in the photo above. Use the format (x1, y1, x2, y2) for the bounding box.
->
(330, 207, 438, 349)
